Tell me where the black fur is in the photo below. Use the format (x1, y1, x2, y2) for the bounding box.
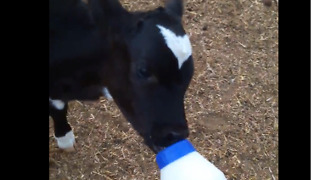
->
(49, 0, 193, 153)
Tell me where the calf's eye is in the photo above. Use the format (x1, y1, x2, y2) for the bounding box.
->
(137, 68, 151, 79)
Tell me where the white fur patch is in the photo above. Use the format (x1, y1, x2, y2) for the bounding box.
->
(49, 98, 65, 110)
(157, 25, 192, 69)
(102, 87, 113, 100)
(55, 131, 75, 149)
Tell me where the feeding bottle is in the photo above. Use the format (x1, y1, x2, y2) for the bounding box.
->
(156, 139, 227, 180)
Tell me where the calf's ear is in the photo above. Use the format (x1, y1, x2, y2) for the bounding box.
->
(165, 0, 184, 20)
(89, 0, 127, 15)
(88, 0, 128, 31)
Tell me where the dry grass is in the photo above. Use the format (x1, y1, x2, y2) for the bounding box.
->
(49, 0, 278, 179)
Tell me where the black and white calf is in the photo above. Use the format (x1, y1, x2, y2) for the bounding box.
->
(49, 0, 194, 153)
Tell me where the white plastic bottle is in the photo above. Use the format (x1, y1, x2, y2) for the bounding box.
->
(156, 139, 227, 180)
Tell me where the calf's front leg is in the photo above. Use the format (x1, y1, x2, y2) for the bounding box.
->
(49, 99, 76, 152)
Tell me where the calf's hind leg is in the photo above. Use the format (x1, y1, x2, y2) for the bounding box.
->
(49, 99, 76, 152)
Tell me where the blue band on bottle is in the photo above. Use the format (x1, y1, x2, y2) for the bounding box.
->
(156, 139, 196, 169)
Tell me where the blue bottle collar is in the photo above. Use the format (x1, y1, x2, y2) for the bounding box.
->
(156, 139, 196, 169)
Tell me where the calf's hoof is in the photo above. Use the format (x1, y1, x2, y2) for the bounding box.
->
(55, 131, 76, 152)
(62, 142, 77, 152)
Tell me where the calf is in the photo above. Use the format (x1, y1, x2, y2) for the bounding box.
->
(49, 0, 194, 153)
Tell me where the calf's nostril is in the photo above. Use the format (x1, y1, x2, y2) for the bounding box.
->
(151, 126, 189, 148)
(165, 132, 175, 141)
(164, 131, 185, 142)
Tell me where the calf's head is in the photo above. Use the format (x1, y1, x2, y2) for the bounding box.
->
(91, 0, 194, 153)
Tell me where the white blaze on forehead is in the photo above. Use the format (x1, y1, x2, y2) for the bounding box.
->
(157, 25, 192, 69)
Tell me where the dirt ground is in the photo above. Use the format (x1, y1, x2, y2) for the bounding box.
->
(49, 0, 278, 179)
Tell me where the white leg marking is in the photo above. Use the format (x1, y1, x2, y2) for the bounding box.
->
(157, 25, 192, 69)
(55, 131, 75, 150)
(102, 87, 113, 100)
(49, 98, 65, 110)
